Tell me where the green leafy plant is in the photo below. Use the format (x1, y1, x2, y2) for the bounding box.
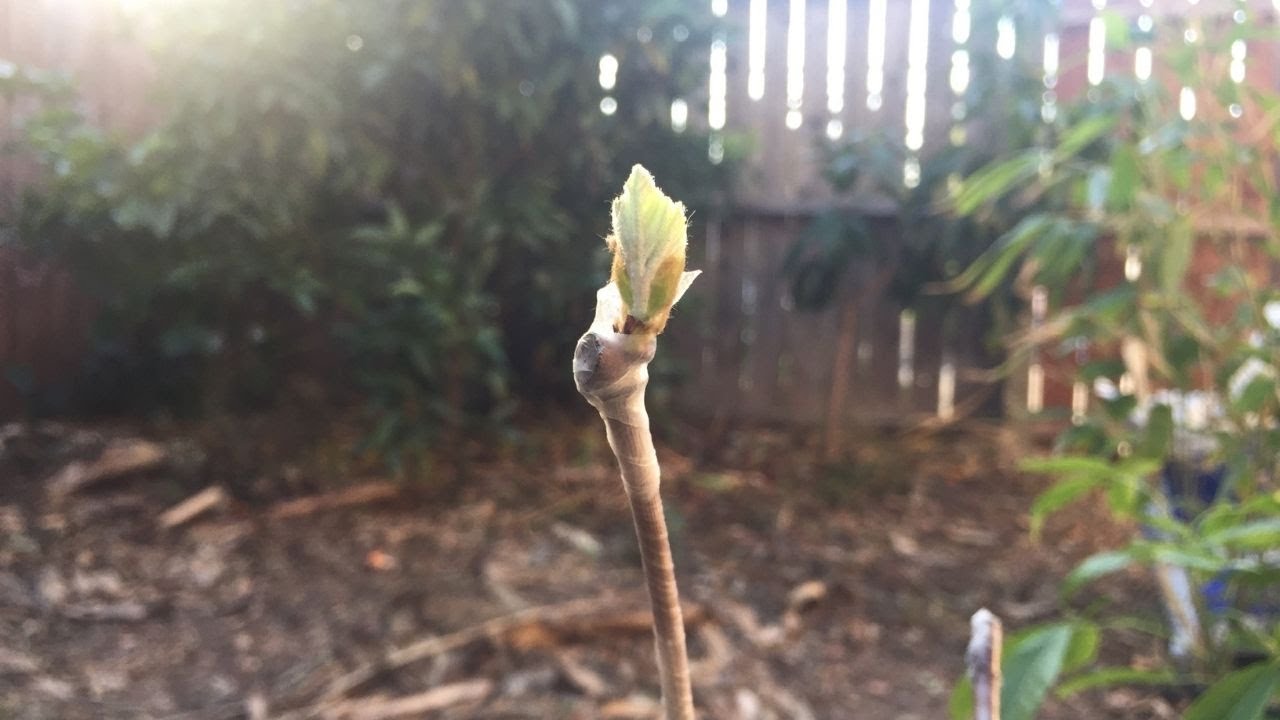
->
(950, 7, 1280, 717)
(2, 0, 736, 465)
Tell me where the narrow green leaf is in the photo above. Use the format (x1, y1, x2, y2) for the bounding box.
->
(1204, 518, 1280, 551)
(1031, 476, 1101, 538)
(1235, 376, 1277, 414)
(1062, 623, 1101, 673)
(1001, 623, 1075, 720)
(952, 214, 1052, 299)
(1107, 145, 1139, 211)
(953, 151, 1041, 215)
(1056, 667, 1177, 697)
(1055, 115, 1115, 158)
(1183, 662, 1280, 720)
(1064, 550, 1134, 595)
(1149, 545, 1227, 573)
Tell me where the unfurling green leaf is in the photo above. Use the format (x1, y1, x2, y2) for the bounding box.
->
(607, 164, 698, 334)
(1183, 662, 1280, 720)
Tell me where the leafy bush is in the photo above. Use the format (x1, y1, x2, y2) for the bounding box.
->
(2, 0, 735, 463)
(951, 7, 1280, 717)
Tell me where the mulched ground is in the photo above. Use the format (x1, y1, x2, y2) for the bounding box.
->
(0, 416, 1180, 719)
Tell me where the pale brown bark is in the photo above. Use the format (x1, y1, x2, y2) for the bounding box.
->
(576, 329, 695, 720)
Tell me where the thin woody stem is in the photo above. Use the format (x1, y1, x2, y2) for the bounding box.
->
(601, 411, 694, 720)
(576, 330, 695, 720)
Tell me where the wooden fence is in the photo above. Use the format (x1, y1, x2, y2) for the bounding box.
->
(0, 0, 149, 416)
(665, 0, 1280, 428)
(1, 0, 1278, 423)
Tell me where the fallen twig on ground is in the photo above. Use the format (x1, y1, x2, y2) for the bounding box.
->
(324, 679, 493, 720)
(60, 599, 157, 622)
(554, 651, 610, 697)
(268, 481, 399, 520)
(159, 485, 228, 528)
(276, 594, 705, 719)
(46, 439, 167, 498)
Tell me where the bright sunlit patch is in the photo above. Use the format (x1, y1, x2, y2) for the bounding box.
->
(904, 0, 930, 151)
(1137, 14, 1153, 32)
(600, 96, 618, 115)
(1071, 381, 1088, 424)
(952, 0, 970, 44)
(671, 98, 689, 133)
(1042, 33, 1059, 80)
(937, 359, 956, 420)
(114, 0, 151, 16)
(598, 54, 619, 91)
(786, 0, 806, 119)
(1027, 363, 1044, 413)
(709, 38, 728, 130)
(897, 310, 916, 389)
(748, 0, 767, 100)
(1231, 39, 1246, 83)
(996, 16, 1016, 59)
(827, 118, 844, 139)
(711, 0, 729, 17)
(1088, 16, 1105, 85)
(1135, 46, 1152, 81)
(1027, 284, 1048, 413)
(1179, 86, 1196, 120)
(866, 0, 887, 111)
(1124, 245, 1142, 280)
(786, 109, 803, 129)
(950, 50, 969, 95)
(827, 0, 848, 114)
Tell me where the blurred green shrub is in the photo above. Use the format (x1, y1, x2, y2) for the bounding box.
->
(950, 7, 1280, 718)
(1, 0, 735, 464)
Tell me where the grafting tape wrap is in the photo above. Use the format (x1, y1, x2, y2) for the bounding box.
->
(574, 284, 662, 498)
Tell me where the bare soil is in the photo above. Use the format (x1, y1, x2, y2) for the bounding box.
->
(0, 418, 1179, 719)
